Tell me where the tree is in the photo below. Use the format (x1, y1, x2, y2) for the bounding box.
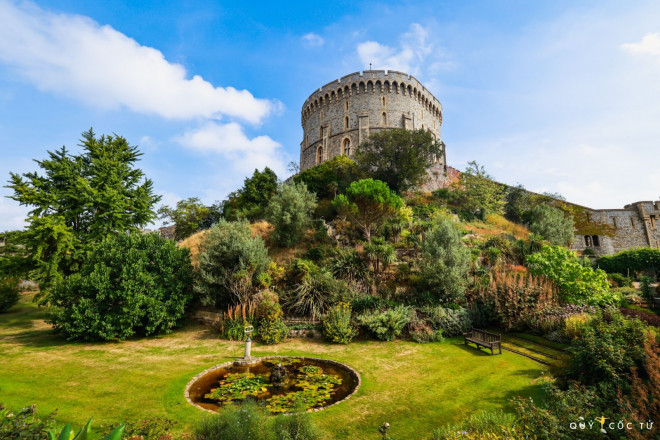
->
(265, 182, 317, 247)
(526, 245, 616, 305)
(453, 161, 506, 220)
(223, 168, 278, 221)
(293, 155, 360, 199)
(419, 216, 471, 304)
(5, 129, 160, 297)
(504, 184, 530, 223)
(158, 197, 222, 241)
(49, 233, 194, 341)
(0, 230, 34, 279)
(354, 129, 443, 193)
(527, 204, 575, 246)
(332, 179, 403, 241)
(195, 220, 270, 308)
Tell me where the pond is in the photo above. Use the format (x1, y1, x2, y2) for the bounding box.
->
(185, 356, 361, 414)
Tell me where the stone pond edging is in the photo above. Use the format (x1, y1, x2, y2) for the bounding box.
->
(184, 356, 362, 414)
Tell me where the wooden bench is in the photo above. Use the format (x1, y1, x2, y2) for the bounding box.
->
(463, 328, 502, 355)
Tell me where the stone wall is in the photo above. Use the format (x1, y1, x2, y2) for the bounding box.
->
(572, 201, 660, 256)
(300, 70, 444, 175)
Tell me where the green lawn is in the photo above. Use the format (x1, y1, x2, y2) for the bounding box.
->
(0, 298, 549, 440)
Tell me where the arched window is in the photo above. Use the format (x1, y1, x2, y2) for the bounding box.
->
(317, 146, 324, 164)
(382, 96, 386, 106)
(381, 112, 387, 125)
(592, 235, 600, 247)
(343, 138, 351, 156)
(344, 116, 349, 130)
(345, 101, 349, 111)
(584, 236, 592, 247)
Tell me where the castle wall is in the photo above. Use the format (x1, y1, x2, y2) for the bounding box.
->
(572, 201, 660, 256)
(300, 70, 444, 173)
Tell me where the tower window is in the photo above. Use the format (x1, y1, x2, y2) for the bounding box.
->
(345, 101, 349, 111)
(381, 112, 387, 125)
(382, 96, 386, 106)
(316, 146, 324, 164)
(343, 138, 351, 156)
(344, 116, 349, 130)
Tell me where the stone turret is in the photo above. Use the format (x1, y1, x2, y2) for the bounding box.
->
(299, 70, 444, 172)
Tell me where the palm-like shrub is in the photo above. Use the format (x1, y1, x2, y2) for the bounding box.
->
(50, 233, 193, 341)
(284, 260, 352, 321)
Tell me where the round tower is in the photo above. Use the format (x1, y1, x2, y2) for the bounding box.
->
(300, 70, 444, 172)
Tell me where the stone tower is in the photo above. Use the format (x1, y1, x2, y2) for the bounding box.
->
(299, 70, 445, 172)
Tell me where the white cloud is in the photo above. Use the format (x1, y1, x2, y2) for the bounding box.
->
(622, 33, 660, 56)
(302, 33, 324, 48)
(0, 0, 277, 124)
(175, 121, 287, 176)
(356, 23, 444, 75)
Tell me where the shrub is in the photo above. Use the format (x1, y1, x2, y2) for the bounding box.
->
(49, 233, 193, 341)
(565, 309, 647, 390)
(195, 220, 270, 309)
(620, 307, 660, 327)
(259, 317, 288, 345)
(221, 303, 258, 341)
(357, 306, 411, 341)
(562, 313, 591, 341)
(596, 247, 660, 275)
(266, 182, 317, 247)
(284, 260, 352, 320)
(293, 155, 360, 200)
(0, 278, 20, 313)
(474, 269, 558, 330)
(526, 245, 611, 305)
(329, 248, 370, 285)
(419, 216, 471, 304)
(420, 306, 473, 337)
(194, 400, 272, 440)
(322, 302, 358, 344)
(608, 273, 632, 288)
(614, 286, 642, 304)
(407, 313, 443, 343)
(273, 410, 320, 440)
(640, 276, 655, 305)
(114, 417, 175, 440)
(349, 295, 397, 314)
(0, 404, 56, 440)
(431, 410, 515, 440)
(527, 204, 575, 246)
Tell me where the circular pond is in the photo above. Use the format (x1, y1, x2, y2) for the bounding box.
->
(185, 357, 361, 414)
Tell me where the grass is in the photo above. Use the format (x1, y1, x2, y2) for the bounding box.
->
(0, 298, 549, 440)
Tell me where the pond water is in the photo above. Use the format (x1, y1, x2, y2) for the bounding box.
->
(187, 357, 360, 413)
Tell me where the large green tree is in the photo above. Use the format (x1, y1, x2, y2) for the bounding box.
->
(5, 129, 160, 297)
(527, 204, 575, 246)
(265, 182, 317, 247)
(223, 168, 278, 221)
(453, 161, 506, 220)
(354, 129, 443, 193)
(332, 179, 402, 241)
(419, 216, 471, 304)
(158, 197, 222, 241)
(49, 232, 194, 341)
(293, 155, 360, 199)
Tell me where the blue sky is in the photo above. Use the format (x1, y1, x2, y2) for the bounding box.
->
(1, 0, 660, 230)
